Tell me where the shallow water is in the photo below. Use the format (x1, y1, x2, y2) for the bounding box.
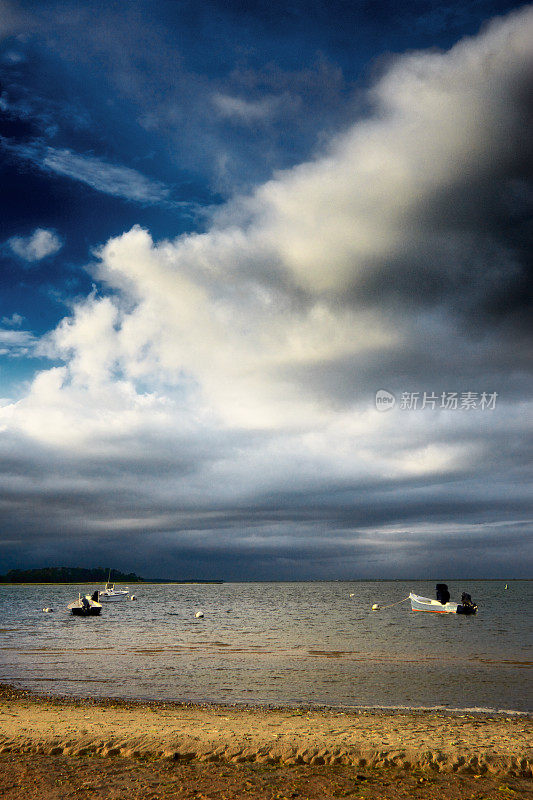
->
(0, 581, 531, 712)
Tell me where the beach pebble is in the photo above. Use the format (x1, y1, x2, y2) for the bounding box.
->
(195, 611, 204, 618)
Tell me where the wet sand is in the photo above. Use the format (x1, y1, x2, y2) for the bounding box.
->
(0, 684, 531, 799)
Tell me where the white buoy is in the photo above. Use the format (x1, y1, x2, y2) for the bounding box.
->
(371, 596, 409, 611)
(195, 611, 204, 618)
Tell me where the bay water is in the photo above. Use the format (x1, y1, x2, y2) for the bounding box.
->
(0, 581, 530, 712)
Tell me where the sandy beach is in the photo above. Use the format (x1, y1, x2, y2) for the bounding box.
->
(0, 684, 531, 799)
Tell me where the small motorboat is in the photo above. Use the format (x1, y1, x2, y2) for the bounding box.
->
(98, 583, 130, 601)
(410, 584, 477, 615)
(98, 572, 130, 601)
(68, 591, 102, 616)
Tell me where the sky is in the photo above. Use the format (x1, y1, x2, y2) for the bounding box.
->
(0, 0, 531, 580)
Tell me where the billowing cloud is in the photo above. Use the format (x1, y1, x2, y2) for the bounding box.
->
(8, 227, 63, 262)
(0, 7, 532, 577)
(85, 7, 531, 413)
(230, 11, 533, 318)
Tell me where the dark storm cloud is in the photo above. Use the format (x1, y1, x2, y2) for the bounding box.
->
(280, 334, 533, 407)
(346, 164, 533, 337)
(0, 400, 529, 575)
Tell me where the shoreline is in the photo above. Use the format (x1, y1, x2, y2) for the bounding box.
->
(1, 684, 531, 777)
(2, 681, 531, 718)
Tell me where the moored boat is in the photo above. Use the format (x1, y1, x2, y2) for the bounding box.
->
(98, 571, 130, 601)
(98, 582, 130, 601)
(410, 584, 477, 615)
(68, 591, 102, 616)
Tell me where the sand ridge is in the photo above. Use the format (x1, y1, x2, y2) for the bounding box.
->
(0, 686, 531, 777)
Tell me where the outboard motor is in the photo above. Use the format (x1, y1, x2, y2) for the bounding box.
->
(91, 590, 99, 602)
(436, 583, 450, 605)
(457, 592, 478, 615)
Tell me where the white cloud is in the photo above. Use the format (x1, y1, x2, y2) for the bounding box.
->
(2, 313, 24, 327)
(212, 92, 295, 124)
(0, 327, 37, 356)
(0, 139, 172, 205)
(8, 228, 63, 262)
(42, 147, 170, 204)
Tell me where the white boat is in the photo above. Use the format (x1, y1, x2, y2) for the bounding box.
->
(68, 591, 102, 616)
(410, 592, 459, 613)
(98, 582, 130, 602)
(410, 584, 477, 615)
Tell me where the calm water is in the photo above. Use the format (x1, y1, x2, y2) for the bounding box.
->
(0, 581, 531, 712)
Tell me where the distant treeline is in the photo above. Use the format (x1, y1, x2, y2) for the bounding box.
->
(0, 567, 143, 583)
(0, 567, 224, 584)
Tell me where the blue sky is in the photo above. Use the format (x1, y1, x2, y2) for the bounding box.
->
(0, 0, 531, 579)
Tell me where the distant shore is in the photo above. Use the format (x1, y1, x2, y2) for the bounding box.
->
(0, 567, 224, 584)
(0, 580, 224, 585)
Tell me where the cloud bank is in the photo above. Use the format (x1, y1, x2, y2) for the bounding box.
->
(0, 8, 532, 577)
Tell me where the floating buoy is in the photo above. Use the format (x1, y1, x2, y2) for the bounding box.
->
(42, 607, 53, 613)
(349, 593, 355, 598)
(130, 595, 137, 600)
(371, 596, 410, 611)
(195, 611, 204, 618)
